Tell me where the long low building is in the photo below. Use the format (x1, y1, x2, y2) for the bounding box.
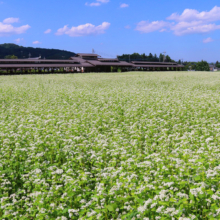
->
(131, 61, 184, 71)
(0, 53, 184, 74)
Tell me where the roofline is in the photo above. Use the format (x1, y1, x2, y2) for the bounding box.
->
(131, 61, 178, 65)
(77, 53, 100, 56)
(0, 64, 94, 68)
(0, 59, 80, 63)
(0, 57, 183, 69)
(133, 64, 184, 68)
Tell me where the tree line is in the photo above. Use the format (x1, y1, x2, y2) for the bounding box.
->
(0, 43, 75, 59)
(118, 53, 173, 62)
(119, 53, 214, 71)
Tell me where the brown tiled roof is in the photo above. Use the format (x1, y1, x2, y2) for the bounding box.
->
(77, 53, 99, 57)
(87, 60, 134, 67)
(133, 64, 184, 68)
(0, 58, 183, 69)
(98, 58, 119, 62)
(0, 63, 94, 68)
(70, 57, 90, 63)
(0, 59, 80, 63)
(132, 61, 178, 65)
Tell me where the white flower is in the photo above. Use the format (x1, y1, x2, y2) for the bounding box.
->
(156, 206, 164, 213)
(150, 203, 157, 209)
(34, 168, 42, 174)
(137, 205, 145, 213)
(56, 169, 63, 174)
(206, 137, 213, 143)
(212, 194, 220, 200)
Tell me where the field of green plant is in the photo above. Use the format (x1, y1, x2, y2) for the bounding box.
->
(1, 72, 220, 220)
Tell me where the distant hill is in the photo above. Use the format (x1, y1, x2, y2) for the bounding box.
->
(0, 43, 76, 59)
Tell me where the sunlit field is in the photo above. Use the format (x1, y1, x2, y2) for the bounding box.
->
(1, 72, 220, 220)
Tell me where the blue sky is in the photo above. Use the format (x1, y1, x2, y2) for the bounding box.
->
(0, 0, 220, 62)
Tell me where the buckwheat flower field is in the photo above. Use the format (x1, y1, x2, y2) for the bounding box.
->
(1, 72, 220, 220)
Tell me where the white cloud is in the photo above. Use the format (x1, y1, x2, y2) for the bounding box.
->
(136, 21, 171, 33)
(171, 21, 220, 36)
(85, 0, 109, 7)
(120, 3, 129, 8)
(85, 2, 100, 6)
(3, 17, 19, 24)
(203, 37, 214, 43)
(44, 29, 52, 34)
(167, 6, 220, 22)
(97, 0, 109, 2)
(0, 21, 30, 36)
(56, 22, 110, 37)
(33, 41, 41, 44)
(136, 6, 220, 36)
(14, 38, 24, 44)
(159, 28, 167, 32)
(125, 25, 131, 29)
(169, 6, 220, 35)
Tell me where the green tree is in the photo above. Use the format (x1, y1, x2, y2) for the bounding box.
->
(165, 55, 172, 62)
(159, 53, 164, 62)
(216, 61, 220, 68)
(182, 62, 196, 71)
(141, 53, 146, 59)
(0, 43, 76, 59)
(4, 54, 18, 59)
(195, 60, 210, 71)
(148, 53, 153, 58)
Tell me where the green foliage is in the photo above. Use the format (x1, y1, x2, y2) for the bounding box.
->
(118, 53, 175, 63)
(165, 55, 172, 62)
(0, 43, 75, 59)
(159, 53, 164, 62)
(195, 60, 210, 71)
(1, 72, 220, 219)
(216, 61, 220, 68)
(4, 54, 18, 59)
(182, 62, 198, 71)
(111, 66, 116, 72)
(118, 52, 174, 62)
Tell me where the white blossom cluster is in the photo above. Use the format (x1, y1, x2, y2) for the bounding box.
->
(1, 72, 220, 219)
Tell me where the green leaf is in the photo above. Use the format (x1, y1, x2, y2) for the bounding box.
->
(107, 205, 114, 212)
(194, 176, 201, 181)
